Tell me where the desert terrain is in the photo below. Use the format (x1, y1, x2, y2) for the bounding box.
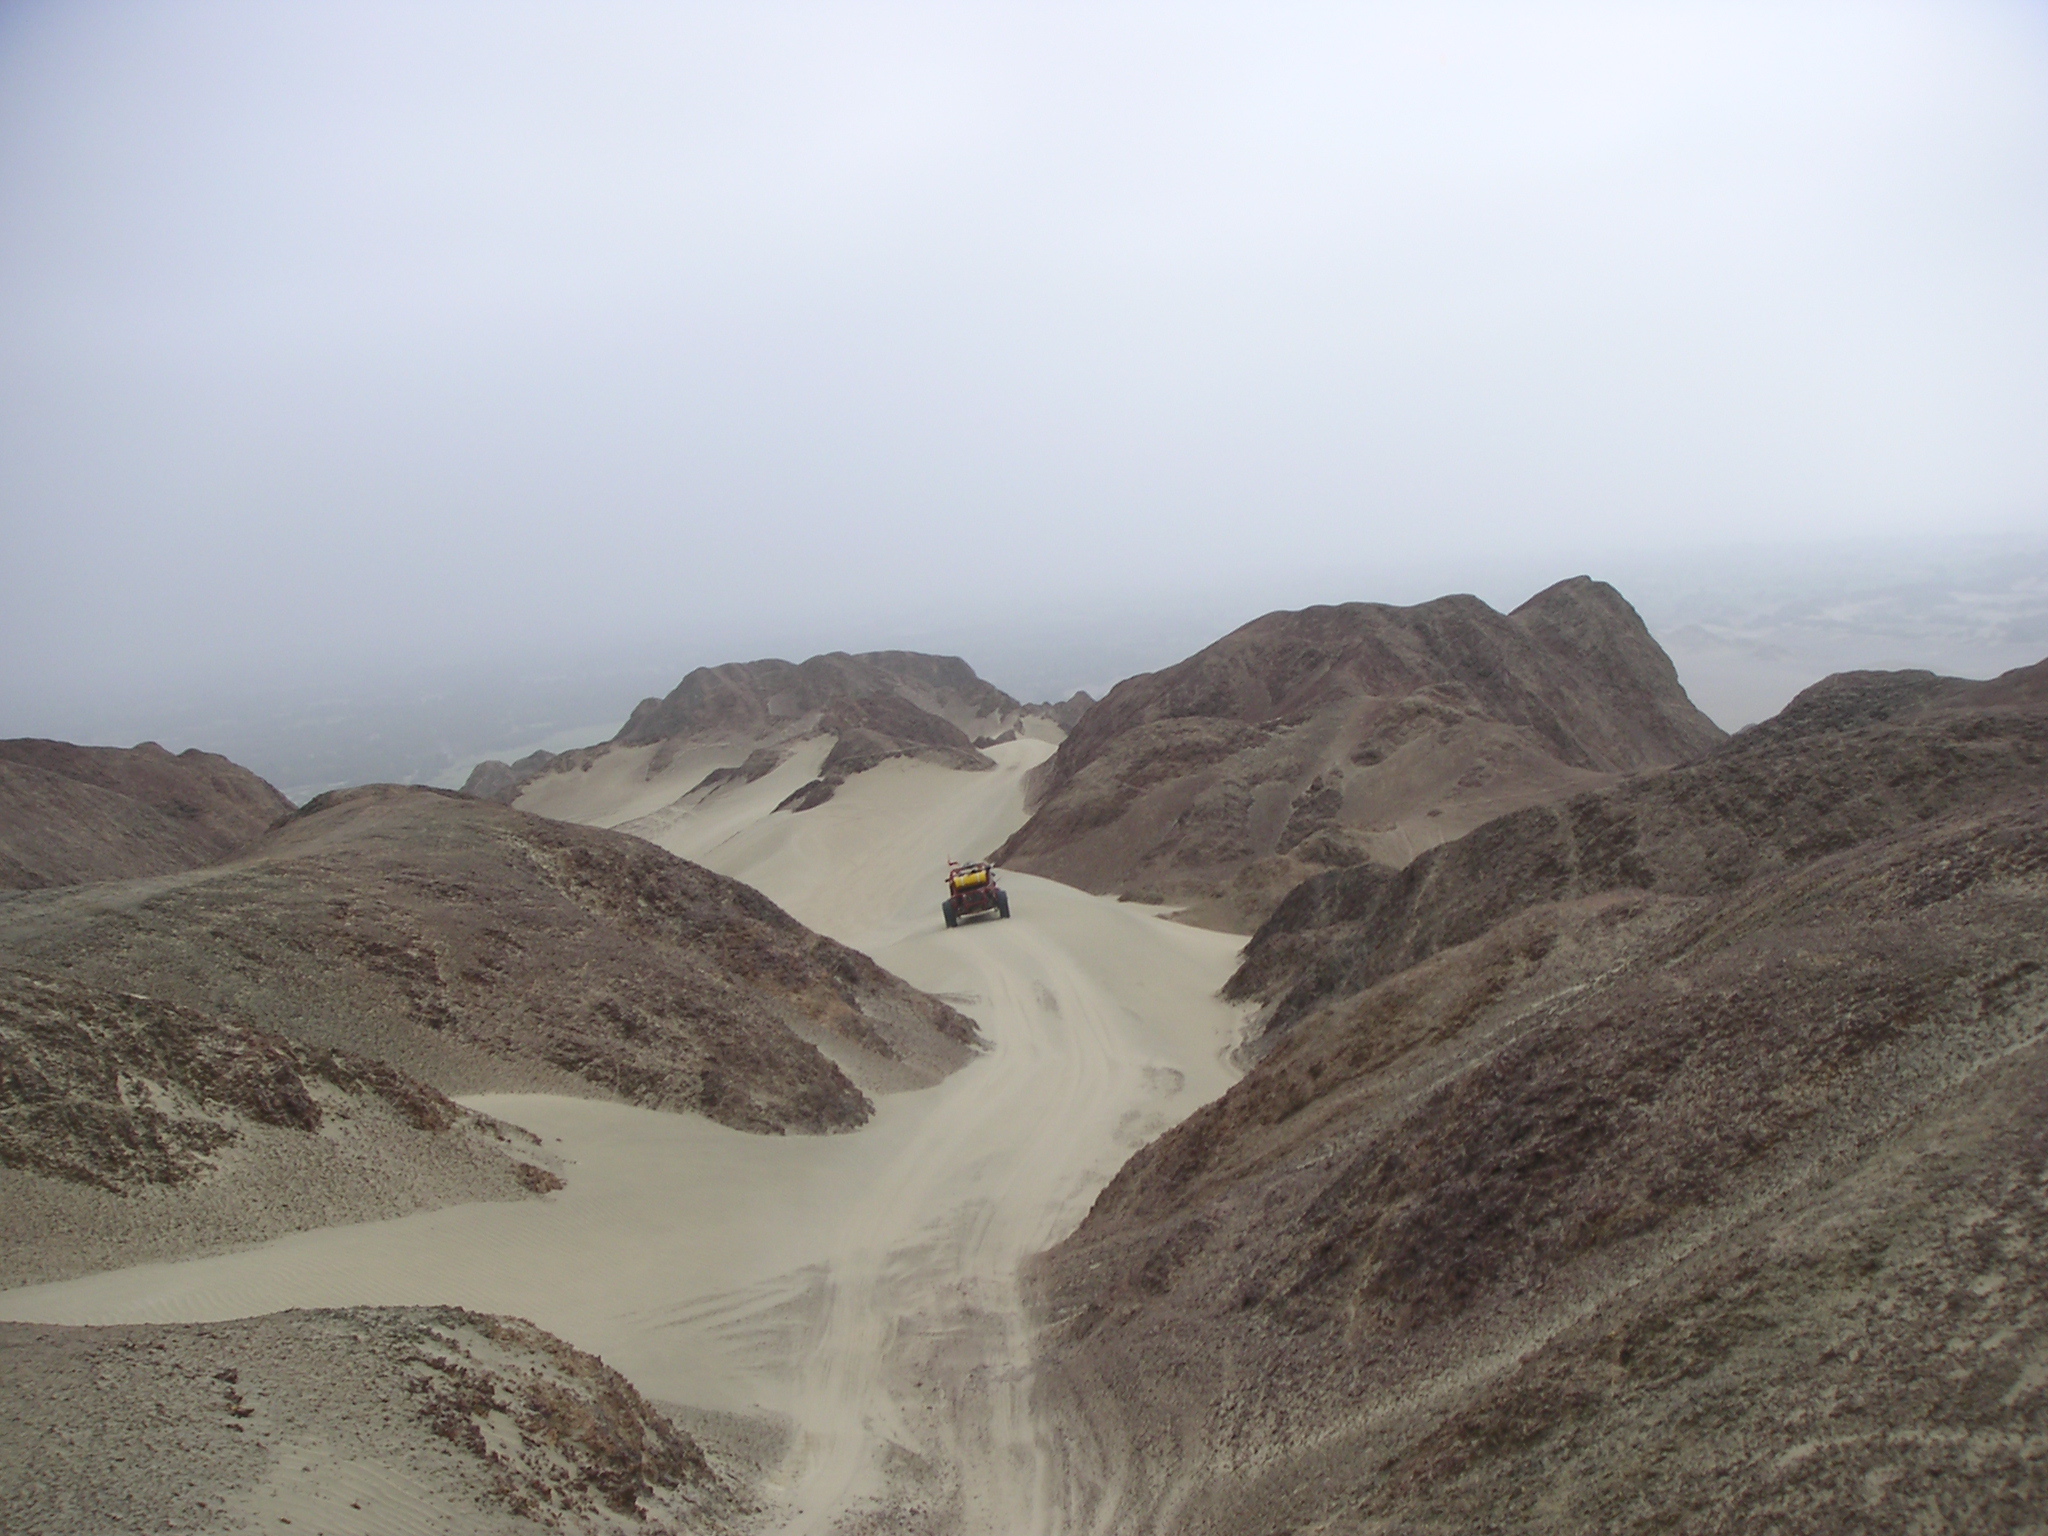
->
(1029, 660, 2048, 1531)
(3, 625, 2044, 1534)
(2, 715, 1249, 1533)
(0, 738, 294, 891)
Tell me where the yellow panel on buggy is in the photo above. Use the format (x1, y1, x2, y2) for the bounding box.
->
(948, 866, 989, 890)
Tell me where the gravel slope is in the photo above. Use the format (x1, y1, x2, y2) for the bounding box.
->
(1024, 663, 2048, 1532)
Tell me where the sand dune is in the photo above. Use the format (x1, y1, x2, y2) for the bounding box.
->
(1, 736, 1249, 1532)
(471, 649, 1057, 812)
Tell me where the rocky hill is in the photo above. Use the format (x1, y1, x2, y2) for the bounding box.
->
(1026, 659, 2048, 1532)
(1022, 690, 1096, 733)
(770, 690, 996, 813)
(616, 650, 1020, 747)
(0, 785, 979, 1136)
(1230, 658, 2048, 1044)
(994, 578, 1725, 928)
(0, 739, 293, 890)
(465, 651, 1049, 811)
(0, 968, 559, 1287)
(0, 1307, 736, 1534)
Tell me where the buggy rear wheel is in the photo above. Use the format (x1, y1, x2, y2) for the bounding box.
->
(942, 898, 959, 929)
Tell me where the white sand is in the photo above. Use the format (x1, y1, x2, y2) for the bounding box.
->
(511, 739, 759, 829)
(1, 737, 1248, 1533)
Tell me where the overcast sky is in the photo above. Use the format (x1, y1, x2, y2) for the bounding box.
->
(3, 1, 2045, 745)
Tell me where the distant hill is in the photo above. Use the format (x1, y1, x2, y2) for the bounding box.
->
(994, 577, 1725, 928)
(464, 650, 1067, 812)
(1020, 690, 1096, 734)
(0, 739, 292, 890)
(1026, 658, 2048, 1532)
(0, 785, 980, 1134)
(1228, 658, 2048, 1042)
(616, 649, 1020, 746)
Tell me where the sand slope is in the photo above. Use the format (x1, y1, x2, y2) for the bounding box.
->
(473, 649, 1051, 811)
(0, 967, 562, 1289)
(1, 736, 1249, 1533)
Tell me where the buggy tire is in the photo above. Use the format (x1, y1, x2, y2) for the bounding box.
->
(942, 899, 959, 929)
(996, 891, 1011, 919)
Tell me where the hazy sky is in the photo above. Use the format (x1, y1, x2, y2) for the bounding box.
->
(3, 1, 2045, 740)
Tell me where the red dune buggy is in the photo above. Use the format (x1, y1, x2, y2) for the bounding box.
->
(942, 860, 1011, 928)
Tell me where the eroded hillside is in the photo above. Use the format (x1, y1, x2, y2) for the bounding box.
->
(466, 649, 1079, 813)
(1027, 659, 2048, 1533)
(0, 1307, 738, 1534)
(0, 785, 979, 1130)
(995, 577, 1725, 928)
(0, 968, 560, 1287)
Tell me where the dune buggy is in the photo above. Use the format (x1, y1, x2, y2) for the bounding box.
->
(942, 860, 1011, 928)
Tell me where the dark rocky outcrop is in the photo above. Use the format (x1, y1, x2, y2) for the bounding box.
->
(0, 784, 979, 1136)
(1024, 690, 1097, 732)
(816, 693, 991, 776)
(459, 748, 559, 804)
(689, 747, 786, 794)
(0, 968, 489, 1193)
(0, 966, 563, 1287)
(1027, 659, 2048, 1533)
(994, 578, 1725, 929)
(771, 692, 996, 813)
(0, 739, 293, 890)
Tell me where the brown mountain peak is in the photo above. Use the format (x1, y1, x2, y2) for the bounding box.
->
(994, 578, 1722, 929)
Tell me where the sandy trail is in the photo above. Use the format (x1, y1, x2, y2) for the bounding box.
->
(0, 740, 1246, 1533)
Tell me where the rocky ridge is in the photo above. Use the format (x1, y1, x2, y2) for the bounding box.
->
(0, 968, 543, 1195)
(462, 651, 1089, 823)
(1022, 690, 1096, 733)
(616, 650, 1020, 748)
(771, 690, 997, 814)
(0, 784, 980, 1136)
(1026, 659, 2048, 1532)
(0, 738, 294, 890)
(1230, 658, 2048, 1043)
(995, 577, 1725, 928)
(465, 650, 1053, 812)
